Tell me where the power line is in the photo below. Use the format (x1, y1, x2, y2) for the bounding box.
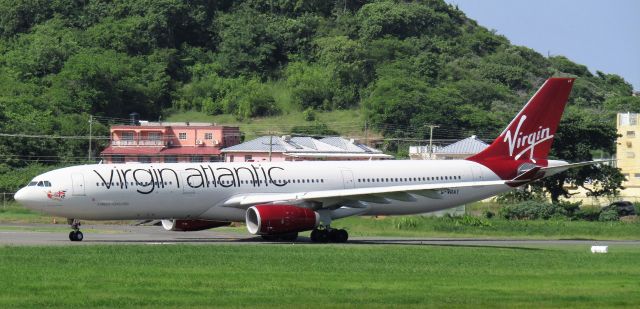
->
(0, 133, 110, 140)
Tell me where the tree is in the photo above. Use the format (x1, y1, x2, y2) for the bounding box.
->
(47, 49, 170, 118)
(285, 61, 335, 110)
(3, 18, 81, 79)
(533, 107, 623, 202)
(356, 1, 454, 40)
(549, 56, 592, 77)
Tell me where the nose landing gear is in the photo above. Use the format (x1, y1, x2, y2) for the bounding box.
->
(67, 219, 83, 242)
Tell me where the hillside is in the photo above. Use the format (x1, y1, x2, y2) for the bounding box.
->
(0, 0, 638, 193)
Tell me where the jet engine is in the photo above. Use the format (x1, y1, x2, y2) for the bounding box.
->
(245, 205, 319, 235)
(161, 219, 231, 231)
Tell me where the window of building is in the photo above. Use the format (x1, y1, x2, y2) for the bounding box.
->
(179, 132, 187, 140)
(209, 156, 222, 162)
(122, 132, 134, 141)
(191, 156, 203, 163)
(229, 155, 234, 162)
(634, 173, 640, 179)
(627, 152, 635, 158)
(112, 155, 125, 163)
(164, 156, 177, 163)
(138, 156, 151, 163)
(244, 155, 253, 161)
(627, 131, 636, 138)
(149, 132, 162, 140)
(620, 113, 638, 126)
(204, 133, 213, 140)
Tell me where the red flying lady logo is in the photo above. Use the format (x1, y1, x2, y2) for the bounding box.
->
(46, 190, 66, 201)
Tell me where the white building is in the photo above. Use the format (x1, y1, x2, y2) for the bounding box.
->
(410, 136, 488, 160)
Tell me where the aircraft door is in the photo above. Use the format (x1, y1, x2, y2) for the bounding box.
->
(71, 174, 85, 196)
(341, 170, 355, 189)
(471, 166, 484, 181)
(181, 172, 195, 194)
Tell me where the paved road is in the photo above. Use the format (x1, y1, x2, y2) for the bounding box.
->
(1, 223, 639, 247)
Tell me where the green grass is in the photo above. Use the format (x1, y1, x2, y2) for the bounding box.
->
(332, 215, 640, 240)
(165, 109, 369, 140)
(0, 202, 52, 223)
(0, 245, 638, 308)
(0, 202, 132, 225)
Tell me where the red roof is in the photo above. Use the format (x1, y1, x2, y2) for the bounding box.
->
(100, 146, 222, 156)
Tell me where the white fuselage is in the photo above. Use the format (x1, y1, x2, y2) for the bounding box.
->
(16, 160, 509, 221)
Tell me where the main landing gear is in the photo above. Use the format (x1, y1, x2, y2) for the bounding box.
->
(310, 227, 348, 243)
(67, 218, 83, 242)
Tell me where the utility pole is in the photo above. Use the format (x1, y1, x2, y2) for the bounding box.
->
(88, 115, 93, 162)
(364, 119, 368, 146)
(269, 133, 273, 162)
(427, 125, 439, 159)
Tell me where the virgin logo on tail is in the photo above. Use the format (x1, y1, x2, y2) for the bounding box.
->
(503, 115, 552, 163)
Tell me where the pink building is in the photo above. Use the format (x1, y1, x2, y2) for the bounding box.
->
(221, 136, 393, 162)
(100, 121, 240, 163)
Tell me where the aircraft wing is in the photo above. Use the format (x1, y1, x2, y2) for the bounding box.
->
(221, 180, 506, 208)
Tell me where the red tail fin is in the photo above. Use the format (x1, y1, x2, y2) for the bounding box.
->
(467, 77, 575, 179)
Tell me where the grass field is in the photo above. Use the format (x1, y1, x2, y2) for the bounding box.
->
(333, 215, 640, 240)
(0, 244, 638, 308)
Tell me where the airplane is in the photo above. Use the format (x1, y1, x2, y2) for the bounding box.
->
(14, 77, 600, 242)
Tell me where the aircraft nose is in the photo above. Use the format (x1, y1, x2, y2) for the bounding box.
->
(14, 188, 26, 204)
(14, 188, 39, 211)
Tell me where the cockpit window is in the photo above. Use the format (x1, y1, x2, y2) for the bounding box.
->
(32, 181, 52, 187)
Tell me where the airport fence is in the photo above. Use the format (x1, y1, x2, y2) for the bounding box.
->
(2, 192, 15, 208)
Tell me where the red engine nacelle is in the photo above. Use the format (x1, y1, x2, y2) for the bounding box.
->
(161, 219, 231, 231)
(245, 205, 319, 235)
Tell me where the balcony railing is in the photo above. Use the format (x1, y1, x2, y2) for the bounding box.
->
(111, 140, 166, 147)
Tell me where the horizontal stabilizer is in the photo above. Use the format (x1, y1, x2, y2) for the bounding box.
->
(541, 159, 615, 176)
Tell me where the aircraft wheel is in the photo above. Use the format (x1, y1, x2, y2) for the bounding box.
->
(310, 229, 320, 242)
(69, 231, 83, 242)
(328, 229, 340, 242)
(316, 230, 329, 243)
(335, 229, 348, 243)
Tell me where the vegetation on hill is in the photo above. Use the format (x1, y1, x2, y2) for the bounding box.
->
(0, 0, 637, 196)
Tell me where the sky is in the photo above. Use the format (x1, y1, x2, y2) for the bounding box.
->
(445, 0, 640, 91)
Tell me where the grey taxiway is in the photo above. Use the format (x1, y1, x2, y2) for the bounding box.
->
(1, 223, 639, 247)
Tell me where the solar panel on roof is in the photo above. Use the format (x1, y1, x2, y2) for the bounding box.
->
(355, 144, 372, 153)
(286, 141, 304, 149)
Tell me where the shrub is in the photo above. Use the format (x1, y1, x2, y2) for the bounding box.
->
(303, 108, 316, 121)
(454, 215, 492, 227)
(496, 187, 541, 204)
(574, 207, 601, 221)
(499, 201, 566, 220)
(483, 210, 495, 219)
(598, 209, 619, 222)
(557, 201, 582, 217)
(393, 217, 419, 230)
